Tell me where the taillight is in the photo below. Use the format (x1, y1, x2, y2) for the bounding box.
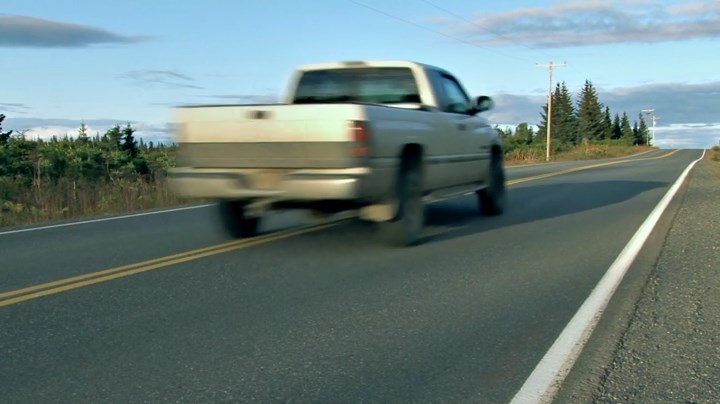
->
(350, 120, 371, 156)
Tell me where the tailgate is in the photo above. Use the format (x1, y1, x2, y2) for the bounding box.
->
(176, 104, 366, 169)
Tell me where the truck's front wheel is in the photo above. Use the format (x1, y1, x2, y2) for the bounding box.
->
(477, 152, 506, 216)
(381, 165, 424, 247)
(218, 201, 260, 238)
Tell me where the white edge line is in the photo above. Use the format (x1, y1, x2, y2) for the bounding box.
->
(510, 149, 706, 404)
(0, 204, 215, 236)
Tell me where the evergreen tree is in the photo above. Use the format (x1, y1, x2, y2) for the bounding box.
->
(537, 102, 549, 147)
(0, 114, 13, 144)
(554, 82, 578, 145)
(602, 106, 613, 140)
(632, 121, 641, 145)
(576, 80, 605, 142)
(638, 114, 650, 146)
(515, 122, 534, 145)
(104, 124, 123, 148)
(121, 122, 139, 157)
(537, 81, 577, 148)
(620, 112, 634, 144)
(612, 113, 622, 140)
(77, 121, 89, 142)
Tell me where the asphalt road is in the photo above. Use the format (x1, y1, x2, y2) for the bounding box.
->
(0, 149, 703, 403)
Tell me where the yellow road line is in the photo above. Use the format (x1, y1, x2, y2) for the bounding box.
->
(508, 149, 680, 185)
(0, 149, 681, 307)
(0, 220, 344, 307)
(0, 239, 249, 300)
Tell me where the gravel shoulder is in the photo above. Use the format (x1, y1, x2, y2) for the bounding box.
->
(556, 150, 720, 403)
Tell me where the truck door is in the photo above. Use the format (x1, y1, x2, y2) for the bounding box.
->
(430, 70, 490, 185)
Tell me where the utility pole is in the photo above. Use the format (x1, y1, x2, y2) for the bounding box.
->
(536, 62, 567, 161)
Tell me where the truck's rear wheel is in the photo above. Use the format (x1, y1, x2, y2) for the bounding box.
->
(477, 152, 506, 216)
(381, 165, 424, 247)
(218, 201, 260, 238)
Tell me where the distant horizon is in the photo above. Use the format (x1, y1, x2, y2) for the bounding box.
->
(7, 117, 717, 150)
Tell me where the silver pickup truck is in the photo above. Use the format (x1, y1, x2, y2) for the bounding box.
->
(169, 60, 506, 246)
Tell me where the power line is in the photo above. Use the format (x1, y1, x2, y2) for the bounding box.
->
(347, 0, 533, 62)
(419, 0, 551, 57)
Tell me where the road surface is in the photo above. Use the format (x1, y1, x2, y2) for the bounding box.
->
(0, 149, 703, 403)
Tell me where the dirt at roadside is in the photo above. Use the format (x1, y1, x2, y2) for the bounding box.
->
(592, 151, 720, 403)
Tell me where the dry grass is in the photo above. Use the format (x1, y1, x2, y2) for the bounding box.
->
(711, 146, 720, 177)
(505, 144, 655, 165)
(504, 147, 546, 164)
(558, 144, 655, 161)
(0, 142, 666, 228)
(0, 177, 184, 228)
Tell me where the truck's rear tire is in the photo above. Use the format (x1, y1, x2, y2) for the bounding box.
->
(477, 152, 506, 216)
(218, 201, 260, 238)
(381, 165, 424, 247)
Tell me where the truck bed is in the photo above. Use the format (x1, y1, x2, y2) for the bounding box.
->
(175, 102, 427, 169)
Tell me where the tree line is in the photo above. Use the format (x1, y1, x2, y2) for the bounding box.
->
(0, 114, 178, 225)
(0, 79, 653, 224)
(499, 80, 652, 154)
(0, 115, 174, 186)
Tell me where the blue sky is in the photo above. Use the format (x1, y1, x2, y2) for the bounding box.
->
(2, 0, 719, 148)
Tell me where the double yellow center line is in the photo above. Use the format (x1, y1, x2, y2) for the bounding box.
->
(507, 149, 680, 185)
(0, 150, 681, 308)
(0, 220, 344, 307)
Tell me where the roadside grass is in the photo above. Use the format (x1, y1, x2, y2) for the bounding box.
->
(711, 146, 720, 177)
(1, 142, 660, 228)
(504, 142, 655, 165)
(0, 177, 183, 228)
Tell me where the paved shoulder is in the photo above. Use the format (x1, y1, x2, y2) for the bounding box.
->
(573, 152, 720, 402)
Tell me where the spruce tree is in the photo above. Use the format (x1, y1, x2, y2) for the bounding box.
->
(537, 102, 549, 146)
(121, 123, 138, 157)
(612, 113, 622, 140)
(554, 82, 578, 146)
(638, 114, 650, 146)
(516, 122, 534, 145)
(0, 114, 13, 143)
(576, 80, 605, 142)
(620, 112, 634, 144)
(633, 121, 641, 145)
(77, 121, 89, 143)
(105, 124, 123, 148)
(602, 106, 613, 140)
(537, 81, 577, 148)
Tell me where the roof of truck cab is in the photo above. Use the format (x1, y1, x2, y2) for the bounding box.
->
(295, 60, 447, 73)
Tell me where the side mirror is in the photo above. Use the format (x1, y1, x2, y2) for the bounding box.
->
(473, 95, 494, 114)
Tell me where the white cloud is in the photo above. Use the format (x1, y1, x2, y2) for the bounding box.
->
(0, 15, 151, 48)
(0, 102, 30, 114)
(653, 124, 720, 149)
(441, 0, 720, 48)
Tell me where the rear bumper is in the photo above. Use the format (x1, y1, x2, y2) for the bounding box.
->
(168, 167, 389, 201)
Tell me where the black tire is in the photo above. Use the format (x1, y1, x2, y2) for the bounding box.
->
(477, 152, 506, 216)
(218, 201, 260, 238)
(381, 164, 424, 247)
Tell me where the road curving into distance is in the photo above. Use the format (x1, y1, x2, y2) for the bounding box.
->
(0, 149, 703, 403)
